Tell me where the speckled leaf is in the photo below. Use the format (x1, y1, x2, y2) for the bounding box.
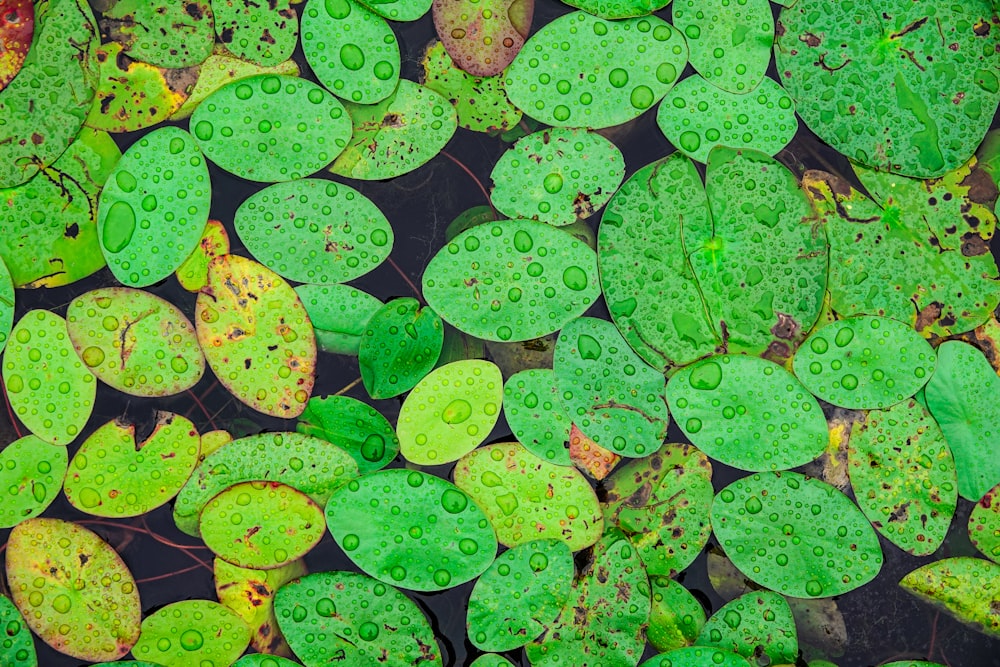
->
(295, 284, 383, 356)
(467, 539, 574, 651)
(924, 341, 1000, 501)
(554, 317, 669, 458)
(503, 368, 572, 465)
(422, 218, 600, 342)
(433, 0, 532, 76)
(0, 594, 35, 666)
(454, 442, 603, 550)
(598, 153, 720, 372)
(196, 254, 317, 418)
(173, 431, 358, 536)
(131, 600, 251, 666)
(639, 646, 751, 667)
(358, 297, 444, 399)
(505, 11, 687, 128)
(64, 413, 200, 518)
(329, 80, 457, 180)
(900, 557, 1000, 638)
(235, 179, 392, 284)
(97, 126, 211, 287)
(215, 557, 306, 657)
(214, 0, 298, 66)
(326, 469, 497, 591)
(695, 591, 798, 665)
(3, 310, 96, 445)
(5, 518, 140, 661)
(0, 127, 118, 289)
(490, 128, 624, 226)
(297, 394, 399, 474)
(101, 0, 214, 68)
(969, 482, 1000, 562)
(712, 472, 883, 598)
(176, 219, 229, 292)
(192, 74, 351, 182)
(775, 0, 1000, 178)
(274, 571, 443, 666)
(525, 530, 650, 667)
(793, 317, 936, 409)
(569, 424, 621, 480)
(0, 435, 67, 528)
(689, 147, 827, 359)
(302, 0, 399, 105)
(602, 442, 713, 576)
(849, 400, 957, 555)
(671, 0, 772, 93)
(0, 0, 98, 188)
(0, 0, 32, 91)
(648, 576, 706, 653)
(656, 76, 797, 162)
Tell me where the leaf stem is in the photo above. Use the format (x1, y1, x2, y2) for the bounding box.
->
(440, 149, 496, 217)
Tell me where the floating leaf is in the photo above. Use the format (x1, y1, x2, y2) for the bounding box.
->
(101, 0, 214, 68)
(900, 557, 1000, 639)
(173, 431, 358, 536)
(924, 341, 1000, 501)
(214, 0, 298, 66)
(3, 310, 96, 445)
(639, 646, 751, 667)
(201, 481, 325, 570)
(5, 518, 140, 661)
(0, 0, 32, 91)
(433, 0, 532, 76)
(235, 179, 392, 284)
(471, 656, 516, 667)
(656, 76, 797, 162)
(329, 79, 458, 180)
(302, 0, 399, 104)
(327, 469, 497, 591)
(454, 441, 603, 551)
(196, 254, 317, 418)
(969, 482, 1000, 562)
(504, 11, 687, 128)
(64, 413, 200, 518)
(192, 74, 351, 182)
(0, 435, 67, 528)
(648, 576, 706, 653)
(423, 218, 600, 342)
(712, 472, 883, 598)
(467, 539, 574, 651)
(602, 442, 713, 576)
(274, 571, 443, 666)
(297, 395, 399, 473)
(666, 355, 828, 471)
(215, 557, 306, 657)
(793, 317, 935, 409)
(176, 219, 230, 292)
(695, 591, 798, 665)
(358, 0, 431, 21)
(775, 0, 1000, 178)
(233, 655, 301, 667)
(131, 599, 251, 666)
(296, 284, 383, 356)
(421, 41, 522, 132)
(569, 423, 620, 480)
(398, 359, 502, 464)
(503, 368, 572, 465)
(848, 400, 957, 555)
(358, 297, 444, 399)
(0, 594, 36, 666)
(97, 126, 211, 287)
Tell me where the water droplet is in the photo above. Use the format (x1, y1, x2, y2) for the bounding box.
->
(686, 417, 703, 433)
(340, 44, 365, 71)
(342, 534, 360, 550)
(103, 201, 136, 253)
(562, 265, 588, 291)
(359, 620, 379, 640)
(810, 337, 828, 354)
(529, 552, 549, 572)
(180, 629, 204, 651)
(689, 361, 722, 390)
(805, 580, 824, 596)
(442, 399, 472, 424)
(744, 497, 763, 514)
(723, 610, 741, 629)
(834, 327, 855, 347)
(316, 598, 336, 617)
(441, 488, 469, 513)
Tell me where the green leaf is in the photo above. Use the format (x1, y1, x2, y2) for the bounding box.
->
(296, 395, 399, 474)
(358, 297, 444, 399)
(639, 646, 751, 667)
(647, 576, 707, 653)
(503, 368, 573, 465)
(214, 0, 298, 66)
(176, 219, 229, 292)
(102, 0, 214, 68)
(695, 591, 798, 665)
(969, 482, 1000, 562)
(900, 557, 1000, 639)
(295, 284, 383, 356)
(214, 557, 306, 657)
(0, 594, 36, 667)
(0, 435, 67, 528)
(561, 0, 669, 19)
(357, 0, 431, 22)
(470, 656, 516, 667)
(131, 600, 252, 666)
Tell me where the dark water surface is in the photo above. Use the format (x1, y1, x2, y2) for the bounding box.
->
(2, 0, 1000, 665)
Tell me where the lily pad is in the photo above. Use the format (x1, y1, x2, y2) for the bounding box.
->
(656, 76, 797, 162)
(215, 557, 306, 656)
(196, 254, 317, 418)
(712, 472, 884, 598)
(775, 0, 1000, 177)
(454, 441, 603, 550)
(639, 647, 751, 667)
(297, 394, 399, 473)
(666, 355, 828, 471)
(503, 368, 572, 465)
(302, 0, 399, 104)
(101, 0, 214, 68)
(695, 591, 798, 665)
(97, 126, 211, 287)
(358, 0, 431, 21)
(0, 435, 68, 528)
(471, 656, 516, 667)
(274, 571, 443, 666)
(0, 0, 32, 91)
(176, 219, 230, 292)
(3, 309, 96, 446)
(648, 576, 706, 653)
(793, 317, 936, 409)
(569, 424, 621, 481)
(201, 480, 325, 570)
(969, 482, 1000, 562)
(924, 341, 1000, 501)
(326, 469, 498, 591)
(131, 599, 252, 666)
(422, 218, 600, 342)
(235, 178, 393, 284)
(433, 0, 532, 76)
(5, 518, 140, 661)
(295, 284, 383, 355)
(358, 297, 444, 399)
(504, 11, 687, 128)
(329, 79, 458, 180)
(64, 413, 200, 518)
(0, 594, 36, 666)
(398, 359, 503, 464)
(900, 557, 1000, 638)
(849, 400, 958, 555)
(173, 431, 358, 536)
(233, 655, 301, 667)
(192, 74, 351, 182)
(214, 0, 298, 66)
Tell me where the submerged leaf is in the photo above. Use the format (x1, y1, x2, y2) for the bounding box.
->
(900, 557, 1000, 639)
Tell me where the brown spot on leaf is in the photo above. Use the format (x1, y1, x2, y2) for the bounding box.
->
(914, 301, 943, 331)
(961, 232, 989, 256)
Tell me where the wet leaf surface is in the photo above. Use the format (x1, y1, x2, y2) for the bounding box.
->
(432, 0, 532, 76)
(900, 557, 1000, 639)
(215, 557, 305, 657)
(695, 591, 798, 665)
(358, 297, 444, 399)
(131, 599, 251, 666)
(297, 394, 399, 474)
